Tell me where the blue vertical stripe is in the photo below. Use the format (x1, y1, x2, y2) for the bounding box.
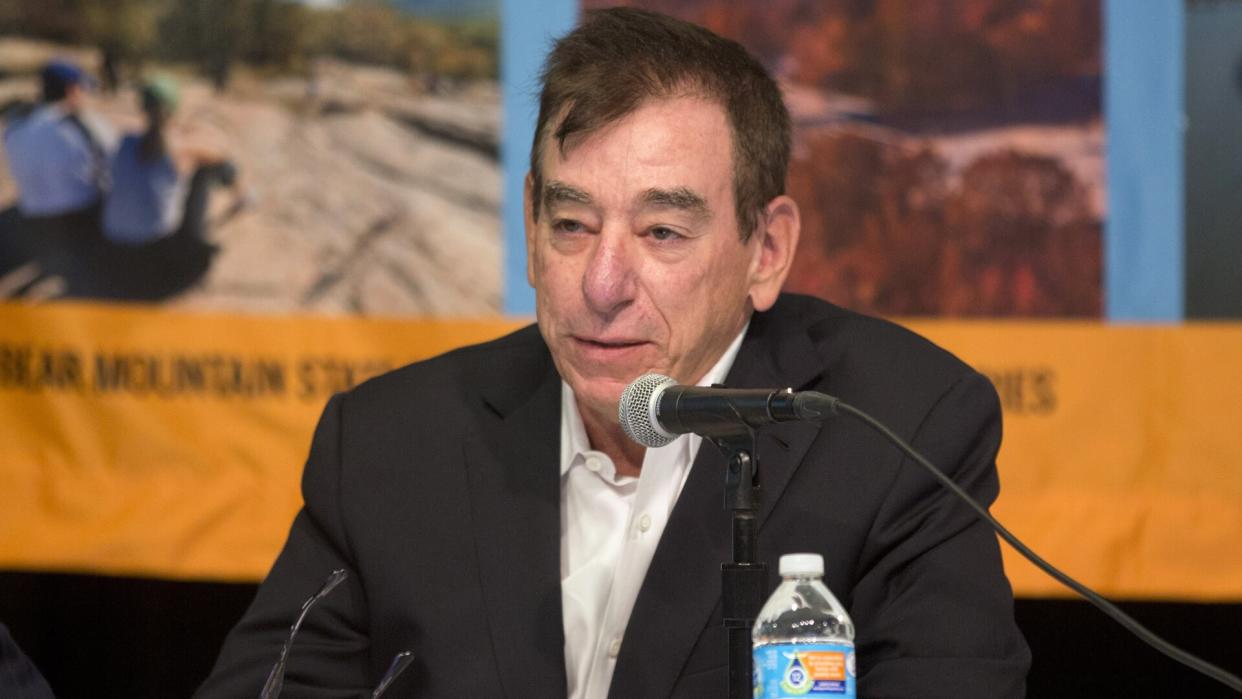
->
(501, 0, 578, 316)
(1105, 0, 1184, 321)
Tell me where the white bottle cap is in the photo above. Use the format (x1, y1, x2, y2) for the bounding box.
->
(779, 553, 824, 577)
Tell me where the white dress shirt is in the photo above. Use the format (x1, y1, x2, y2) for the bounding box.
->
(560, 326, 747, 699)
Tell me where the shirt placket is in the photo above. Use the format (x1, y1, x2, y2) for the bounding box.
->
(588, 440, 687, 694)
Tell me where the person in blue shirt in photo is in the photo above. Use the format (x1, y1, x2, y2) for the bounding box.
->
(4, 60, 115, 222)
(100, 75, 247, 296)
(3, 60, 116, 289)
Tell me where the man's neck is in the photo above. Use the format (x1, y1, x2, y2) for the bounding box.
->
(579, 404, 645, 478)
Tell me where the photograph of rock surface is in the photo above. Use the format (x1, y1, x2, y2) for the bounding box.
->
(0, 0, 500, 316)
(589, 0, 1104, 317)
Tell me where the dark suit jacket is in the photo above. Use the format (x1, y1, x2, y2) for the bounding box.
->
(197, 294, 1030, 698)
(0, 624, 54, 699)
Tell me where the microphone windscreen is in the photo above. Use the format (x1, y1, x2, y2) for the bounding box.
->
(619, 373, 677, 448)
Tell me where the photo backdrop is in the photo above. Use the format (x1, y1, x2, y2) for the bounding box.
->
(1, 0, 1240, 607)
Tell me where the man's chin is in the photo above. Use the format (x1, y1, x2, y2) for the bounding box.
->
(567, 377, 630, 419)
(555, 348, 663, 413)
(561, 351, 654, 390)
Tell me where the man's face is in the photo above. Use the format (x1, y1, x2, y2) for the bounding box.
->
(525, 96, 766, 422)
(62, 84, 87, 112)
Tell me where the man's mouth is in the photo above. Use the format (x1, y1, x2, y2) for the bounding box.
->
(573, 336, 648, 351)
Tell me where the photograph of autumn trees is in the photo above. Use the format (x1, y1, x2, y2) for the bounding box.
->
(588, 0, 1103, 317)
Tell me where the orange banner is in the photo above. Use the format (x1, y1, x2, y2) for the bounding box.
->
(913, 320, 1242, 601)
(0, 301, 522, 582)
(2, 302, 1240, 601)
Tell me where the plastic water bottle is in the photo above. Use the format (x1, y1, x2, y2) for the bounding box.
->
(752, 553, 856, 698)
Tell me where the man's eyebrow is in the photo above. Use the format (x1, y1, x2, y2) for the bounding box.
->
(542, 181, 594, 211)
(641, 187, 710, 220)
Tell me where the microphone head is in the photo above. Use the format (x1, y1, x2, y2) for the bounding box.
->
(619, 373, 678, 448)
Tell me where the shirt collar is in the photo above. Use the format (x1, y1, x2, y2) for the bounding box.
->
(31, 103, 70, 122)
(560, 321, 750, 477)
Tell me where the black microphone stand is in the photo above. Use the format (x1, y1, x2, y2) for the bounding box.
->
(707, 427, 767, 699)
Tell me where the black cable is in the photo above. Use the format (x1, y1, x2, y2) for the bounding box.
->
(830, 399, 1242, 695)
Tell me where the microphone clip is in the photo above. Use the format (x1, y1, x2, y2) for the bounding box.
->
(710, 429, 762, 514)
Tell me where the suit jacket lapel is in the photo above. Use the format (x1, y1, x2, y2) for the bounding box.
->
(610, 304, 825, 697)
(732, 306, 828, 529)
(464, 347, 567, 698)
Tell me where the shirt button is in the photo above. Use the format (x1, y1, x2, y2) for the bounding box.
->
(585, 455, 602, 472)
(638, 513, 652, 533)
(607, 637, 622, 658)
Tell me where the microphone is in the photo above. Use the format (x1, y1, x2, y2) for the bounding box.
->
(259, 568, 416, 699)
(371, 650, 415, 698)
(618, 373, 839, 448)
(261, 568, 349, 699)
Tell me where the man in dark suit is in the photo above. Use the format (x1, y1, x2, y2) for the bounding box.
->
(199, 8, 1029, 698)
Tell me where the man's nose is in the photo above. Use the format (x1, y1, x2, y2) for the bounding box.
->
(581, 228, 637, 317)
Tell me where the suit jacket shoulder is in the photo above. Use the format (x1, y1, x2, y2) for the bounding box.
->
(198, 322, 566, 698)
(754, 294, 994, 434)
(347, 323, 550, 413)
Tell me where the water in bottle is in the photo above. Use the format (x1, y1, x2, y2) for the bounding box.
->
(752, 553, 856, 698)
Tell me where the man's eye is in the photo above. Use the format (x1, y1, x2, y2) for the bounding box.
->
(649, 226, 683, 242)
(553, 219, 584, 234)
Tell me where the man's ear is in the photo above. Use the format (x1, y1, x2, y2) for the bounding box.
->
(524, 172, 537, 287)
(747, 195, 801, 312)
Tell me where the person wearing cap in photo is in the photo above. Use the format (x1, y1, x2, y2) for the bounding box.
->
(2, 59, 116, 223)
(100, 75, 247, 292)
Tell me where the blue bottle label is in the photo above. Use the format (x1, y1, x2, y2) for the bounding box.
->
(753, 642, 856, 698)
